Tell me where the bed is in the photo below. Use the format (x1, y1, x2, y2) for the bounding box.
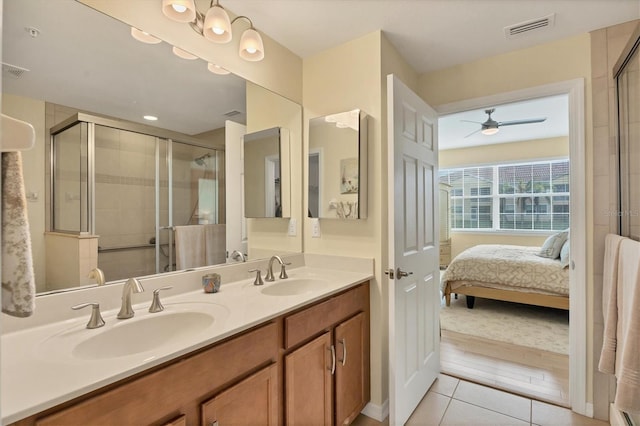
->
(441, 244, 570, 310)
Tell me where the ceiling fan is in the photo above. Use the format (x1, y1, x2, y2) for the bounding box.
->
(462, 108, 547, 137)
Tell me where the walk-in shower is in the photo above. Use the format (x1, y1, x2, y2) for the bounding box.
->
(49, 113, 224, 285)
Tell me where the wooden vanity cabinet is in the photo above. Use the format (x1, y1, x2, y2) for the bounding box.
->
(12, 282, 369, 426)
(283, 283, 370, 426)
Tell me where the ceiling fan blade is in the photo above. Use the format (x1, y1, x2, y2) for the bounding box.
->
(460, 119, 483, 124)
(498, 117, 547, 127)
(464, 128, 482, 138)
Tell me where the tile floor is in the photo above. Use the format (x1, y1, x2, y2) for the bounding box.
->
(352, 374, 609, 426)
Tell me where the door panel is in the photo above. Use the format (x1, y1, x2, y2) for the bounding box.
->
(388, 74, 440, 425)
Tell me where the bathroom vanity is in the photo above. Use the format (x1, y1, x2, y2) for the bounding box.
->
(2, 255, 372, 426)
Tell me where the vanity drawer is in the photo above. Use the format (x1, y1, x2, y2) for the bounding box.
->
(33, 322, 278, 426)
(284, 282, 368, 349)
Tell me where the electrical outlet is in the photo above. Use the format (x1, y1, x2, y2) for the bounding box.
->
(288, 218, 297, 236)
(311, 218, 321, 238)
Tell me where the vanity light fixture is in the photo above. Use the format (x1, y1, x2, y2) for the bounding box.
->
(207, 63, 231, 75)
(130, 27, 162, 44)
(172, 46, 198, 60)
(162, 0, 265, 62)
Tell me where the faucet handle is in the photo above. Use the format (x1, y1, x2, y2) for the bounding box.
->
(279, 262, 292, 279)
(72, 302, 105, 329)
(248, 269, 264, 286)
(149, 286, 173, 313)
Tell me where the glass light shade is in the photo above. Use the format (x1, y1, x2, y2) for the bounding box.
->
(207, 63, 231, 75)
(203, 6, 232, 43)
(238, 28, 264, 61)
(130, 27, 162, 44)
(481, 127, 500, 135)
(162, 0, 196, 23)
(172, 46, 198, 60)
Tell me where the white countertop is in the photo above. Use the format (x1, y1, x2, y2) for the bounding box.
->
(1, 254, 373, 425)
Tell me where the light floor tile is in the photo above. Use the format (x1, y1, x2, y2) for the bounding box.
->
(429, 373, 459, 397)
(440, 399, 529, 426)
(406, 391, 451, 426)
(531, 400, 610, 426)
(452, 380, 532, 422)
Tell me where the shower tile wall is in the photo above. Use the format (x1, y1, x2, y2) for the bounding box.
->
(94, 126, 158, 281)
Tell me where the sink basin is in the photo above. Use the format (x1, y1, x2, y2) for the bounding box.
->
(39, 302, 228, 361)
(72, 311, 214, 360)
(260, 278, 328, 296)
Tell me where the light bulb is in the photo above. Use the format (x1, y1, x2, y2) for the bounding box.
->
(213, 27, 225, 35)
(172, 4, 187, 12)
(246, 47, 257, 54)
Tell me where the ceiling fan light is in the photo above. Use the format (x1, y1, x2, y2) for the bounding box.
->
(203, 5, 232, 43)
(207, 63, 231, 75)
(161, 0, 196, 23)
(130, 27, 162, 44)
(172, 46, 198, 60)
(239, 28, 264, 61)
(481, 127, 500, 136)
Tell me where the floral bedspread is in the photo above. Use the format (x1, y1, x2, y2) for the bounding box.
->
(441, 244, 569, 296)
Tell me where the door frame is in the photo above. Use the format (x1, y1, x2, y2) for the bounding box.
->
(436, 78, 588, 416)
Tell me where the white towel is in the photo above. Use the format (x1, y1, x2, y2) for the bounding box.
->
(204, 224, 226, 266)
(599, 234, 628, 374)
(614, 239, 640, 414)
(175, 225, 206, 270)
(1, 152, 36, 317)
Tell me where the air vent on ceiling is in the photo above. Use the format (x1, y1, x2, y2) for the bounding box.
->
(504, 13, 555, 39)
(2, 62, 30, 78)
(224, 110, 242, 117)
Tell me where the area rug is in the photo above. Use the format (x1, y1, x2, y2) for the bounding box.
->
(439, 295, 569, 354)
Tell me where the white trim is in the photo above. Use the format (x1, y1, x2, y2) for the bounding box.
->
(361, 399, 389, 423)
(436, 78, 588, 416)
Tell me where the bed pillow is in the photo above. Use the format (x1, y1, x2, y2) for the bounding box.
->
(560, 240, 570, 268)
(538, 230, 569, 259)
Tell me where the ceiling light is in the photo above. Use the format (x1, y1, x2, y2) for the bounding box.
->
(172, 46, 198, 60)
(143, 115, 158, 121)
(207, 63, 230, 75)
(161, 0, 196, 23)
(481, 127, 499, 135)
(131, 27, 161, 44)
(161, 0, 265, 62)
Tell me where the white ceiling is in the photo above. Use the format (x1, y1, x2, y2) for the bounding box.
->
(2, 0, 638, 137)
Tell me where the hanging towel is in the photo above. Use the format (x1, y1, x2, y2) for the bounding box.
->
(1, 152, 36, 317)
(204, 224, 226, 266)
(613, 238, 640, 414)
(175, 225, 206, 270)
(599, 233, 628, 374)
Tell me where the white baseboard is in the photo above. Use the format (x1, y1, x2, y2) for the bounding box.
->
(361, 399, 389, 422)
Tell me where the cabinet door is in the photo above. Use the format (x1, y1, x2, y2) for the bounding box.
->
(285, 332, 333, 426)
(201, 363, 278, 426)
(334, 312, 367, 425)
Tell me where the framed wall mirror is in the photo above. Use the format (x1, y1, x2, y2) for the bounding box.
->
(244, 127, 291, 218)
(308, 109, 368, 219)
(2, 0, 302, 294)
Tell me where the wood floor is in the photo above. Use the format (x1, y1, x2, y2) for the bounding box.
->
(440, 329, 570, 407)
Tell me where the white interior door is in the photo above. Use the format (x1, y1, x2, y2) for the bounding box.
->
(225, 120, 247, 257)
(387, 74, 440, 425)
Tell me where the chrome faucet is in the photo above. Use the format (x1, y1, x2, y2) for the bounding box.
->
(117, 278, 144, 319)
(230, 250, 246, 262)
(265, 255, 290, 281)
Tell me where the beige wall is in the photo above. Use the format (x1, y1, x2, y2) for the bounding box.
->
(79, 0, 302, 104)
(441, 136, 569, 256)
(590, 19, 639, 419)
(2, 94, 46, 292)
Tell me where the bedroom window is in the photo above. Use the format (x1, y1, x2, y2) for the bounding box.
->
(440, 159, 570, 231)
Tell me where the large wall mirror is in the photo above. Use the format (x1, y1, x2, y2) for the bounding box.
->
(308, 109, 368, 219)
(2, 0, 302, 294)
(615, 23, 640, 241)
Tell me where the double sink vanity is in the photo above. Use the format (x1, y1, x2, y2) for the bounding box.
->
(2, 254, 373, 425)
